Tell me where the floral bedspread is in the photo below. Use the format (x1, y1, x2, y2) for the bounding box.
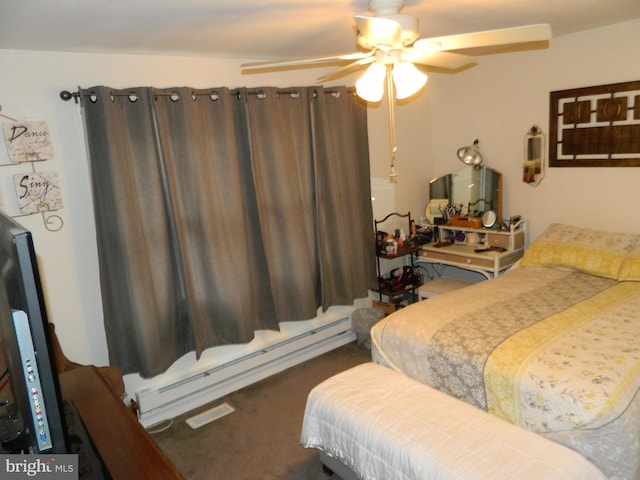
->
(370, 266, 640, 480)
(485, 280, 640, 432)
(423, 270, 615, 417)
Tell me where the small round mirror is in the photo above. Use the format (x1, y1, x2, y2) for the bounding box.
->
(481, 210, 497, 228)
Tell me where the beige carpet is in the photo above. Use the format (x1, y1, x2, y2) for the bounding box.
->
(150, 341, 371, 480)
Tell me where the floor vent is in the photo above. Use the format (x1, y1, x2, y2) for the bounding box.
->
(186, 402, 235, 429)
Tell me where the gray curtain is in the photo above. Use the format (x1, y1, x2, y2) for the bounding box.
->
(81, 85, 375, 377)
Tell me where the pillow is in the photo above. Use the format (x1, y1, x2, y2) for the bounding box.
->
(618, 244, 640, 281)
(521, 223, 640, 280)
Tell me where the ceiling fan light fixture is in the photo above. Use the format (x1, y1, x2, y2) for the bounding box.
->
(392, 62, 428, 99)
(368, 0, 405, 16)
(355, 62, 387, 102)
(457, 139, 484, 166)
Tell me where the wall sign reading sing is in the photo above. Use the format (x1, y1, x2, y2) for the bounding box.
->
(13, 172, 63, 214)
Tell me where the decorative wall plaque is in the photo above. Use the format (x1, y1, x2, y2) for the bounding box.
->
(13, 171, 63, 214)
(2, 121, 54, 163)
(549, 80, 640, 167)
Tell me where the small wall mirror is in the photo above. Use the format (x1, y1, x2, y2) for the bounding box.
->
(427, 166, 502, 226)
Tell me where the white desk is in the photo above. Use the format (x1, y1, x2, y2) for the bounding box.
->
(418, 222, 526, 279)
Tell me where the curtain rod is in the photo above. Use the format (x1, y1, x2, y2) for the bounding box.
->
(59, 87, 355, 103)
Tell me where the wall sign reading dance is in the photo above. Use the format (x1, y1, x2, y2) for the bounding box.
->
(2, 120, 54, 163)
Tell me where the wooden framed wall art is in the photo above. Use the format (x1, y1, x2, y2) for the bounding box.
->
(549, 80, 640, 167)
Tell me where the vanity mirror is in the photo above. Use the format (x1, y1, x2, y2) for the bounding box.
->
(427, 166, 502, 227)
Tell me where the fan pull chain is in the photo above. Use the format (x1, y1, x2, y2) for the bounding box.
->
(386, 64, 398, 182)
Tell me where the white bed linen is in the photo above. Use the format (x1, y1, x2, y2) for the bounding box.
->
(301, 363, 606, 480)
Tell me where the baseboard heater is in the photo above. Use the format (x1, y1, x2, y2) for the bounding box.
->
(136, 316, 355, 428)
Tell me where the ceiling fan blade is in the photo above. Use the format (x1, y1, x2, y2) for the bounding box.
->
(414, 23, 552, 52)
(354, 14, 403, 49)
(242, 52, 370, 72)
(403, 50, 476, 70)
(317, 57, 376, 82)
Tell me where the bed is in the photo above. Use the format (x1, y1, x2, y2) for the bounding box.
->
(301, 362, 607, 480)
(370, 223, 640, 480)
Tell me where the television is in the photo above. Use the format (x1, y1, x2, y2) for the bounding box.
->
(0, 211, 68, 454)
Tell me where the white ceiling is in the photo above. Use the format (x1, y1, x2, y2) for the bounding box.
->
(1, 0, 639, 61)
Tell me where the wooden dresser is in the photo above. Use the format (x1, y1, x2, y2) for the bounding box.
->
(60, 366, 183, 479)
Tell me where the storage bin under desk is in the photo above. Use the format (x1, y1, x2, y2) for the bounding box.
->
(419, 278, 473, 299)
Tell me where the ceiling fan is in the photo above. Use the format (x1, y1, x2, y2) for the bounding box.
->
(242, 0, 551, 98)
(241, 0, 551, 180)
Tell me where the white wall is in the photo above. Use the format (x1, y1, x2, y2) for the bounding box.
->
(424, 19, 640, 240)
(0, 17, 638, 375)
(367, 88, 431, 220)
